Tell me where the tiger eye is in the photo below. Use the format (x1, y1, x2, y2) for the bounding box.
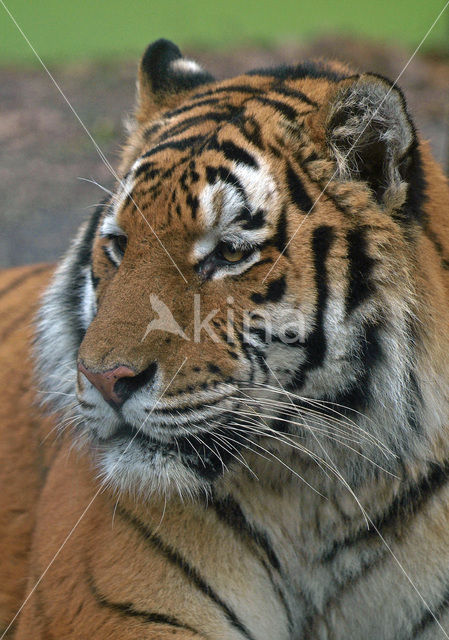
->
(114, 235, 128, 255)
(220, 246, 245, 263)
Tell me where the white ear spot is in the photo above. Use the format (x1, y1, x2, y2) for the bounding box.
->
(171, 58, 203, 74)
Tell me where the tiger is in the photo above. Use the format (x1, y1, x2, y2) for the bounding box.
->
(1, 37, 449, 639)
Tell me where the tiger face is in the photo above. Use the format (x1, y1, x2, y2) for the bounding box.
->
(37, 39, 434, 498)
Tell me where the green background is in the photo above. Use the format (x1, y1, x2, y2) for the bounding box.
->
(1, 0, 448, 66)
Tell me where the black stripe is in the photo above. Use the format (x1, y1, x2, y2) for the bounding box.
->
(406, 370, 423, 434)
(77, 200, 108, 267)
(322, 460, 449, 564)
(212, 495, 293, 633)
(345, 226, 376, 313)
(320, 319, 383, 414)
(306, 464, 449, 636)
(88, 572, 200, 635)
(236, 324, 270, 382)
(191, 84, 263, 101)
(63, 201, 106, 343)
(78, 398, 95, 409)
(167, 97, 223, 118)
(298, 151, 351, 218)
(268, 143, 282, 158)
(157, 111, 234, 143)
(0, 263, 53, 301)
(239, 117, 264, 150)
(90, 265, 99, 289)
(266, 275, 287, 302)
(271, 86, 318, 107)
(208, 166, 250, 210)
(248, 62, 350, 82)
(118, 506, 257, 640)
(179, 167, 189, 192)
(285, 161, 314, 213)
(212, 494, 281, 571)
(272, 206, 289, 255)
(401, 143, 427, 225)
(189, 163, 200, 183)
(253, 97, 298, 122)
(250, 275, 286, 305)
(0, 308, 36, 342)
(145, 394, 225, 414)
(218, 140, 258, 169)
(240, 208, 265, 230)
(122, 191, 133, 210)
(234, 327, 255, 383)
(142, 136, 206, 159)
(268, 330, 305, 348)
(186, 193, 199, 219)
(300, 545, 386, 637)
(133, 163, 160, 182)
(274, 207, 288, 255)
(423, 226, 449, 270)
(246, 342, 269, 380)
(298, 460, 449, 635)
(143, 122, 163, 139)
(409, 584, 449, 637)
(290, 225, 335, 389)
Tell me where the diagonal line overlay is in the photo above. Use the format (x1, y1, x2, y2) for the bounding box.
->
(262, 1, 449, 283)
(0, 0, 188, 284)
(0, 357, 188, 639)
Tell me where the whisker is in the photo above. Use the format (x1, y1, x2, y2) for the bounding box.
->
(222, 423, 327, 498)
(227, 384, 336, 484)
(207, 426, 260, 480)
(180, 425, 228, 475)
(221, 406, 397, 478)
(247, 381, 392, 447)
(228, 403, 368, 445)
(230, 382, 396, 458)
(77, 176, 114, 197)
(261, 365, 370, 526)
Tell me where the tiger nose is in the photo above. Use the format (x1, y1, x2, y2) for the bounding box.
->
(78, 363, 137, 408)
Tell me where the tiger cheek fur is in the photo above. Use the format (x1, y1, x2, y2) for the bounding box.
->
(2, 38, 449, 640)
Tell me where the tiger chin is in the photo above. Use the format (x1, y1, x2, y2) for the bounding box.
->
(2, 38, 449, 639)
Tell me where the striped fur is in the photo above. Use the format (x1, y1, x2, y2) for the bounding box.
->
(2, 39, 449, 638)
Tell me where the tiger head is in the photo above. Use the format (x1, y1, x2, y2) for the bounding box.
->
(36, 40, 449, 498)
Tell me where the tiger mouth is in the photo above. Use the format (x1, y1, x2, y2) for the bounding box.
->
(101, 422, 167, 447)
(97, 420, 246, 479)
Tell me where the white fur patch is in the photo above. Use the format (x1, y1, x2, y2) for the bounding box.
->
(193, 157, 278, 274)
(34, 224, 90, 413)
(79, 267, 97, 330)
(192, 233, 220, 261)
(198, 157, 277, 236)
(171, 58, 203, 74)
(100, 216, 125, 238)
(232, 162, 277, 214)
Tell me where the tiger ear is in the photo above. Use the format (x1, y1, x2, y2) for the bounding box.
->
(135, 39, 214, 122)
(324, 74, 417, 208)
